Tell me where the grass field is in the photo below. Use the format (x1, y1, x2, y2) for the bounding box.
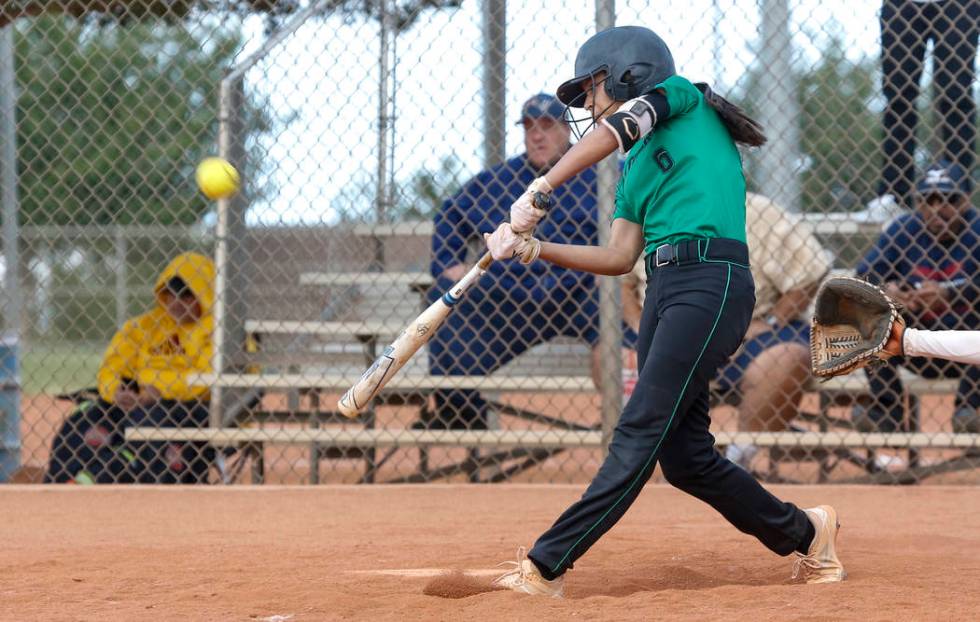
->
(19, 343, 103, 394)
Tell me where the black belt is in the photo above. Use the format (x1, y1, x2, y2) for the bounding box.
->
(644, 238, 749, 275)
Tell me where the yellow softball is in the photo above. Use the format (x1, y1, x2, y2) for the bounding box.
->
(195, 157, 240, 200)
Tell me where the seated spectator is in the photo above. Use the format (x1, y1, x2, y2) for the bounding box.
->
(426, 93, 599, 429)
(45, 252, 216, 483)
(623, 193, 831, 469)
(855, 161, 980, 433)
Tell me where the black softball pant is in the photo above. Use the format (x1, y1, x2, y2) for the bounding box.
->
(529, 255, 811, 577)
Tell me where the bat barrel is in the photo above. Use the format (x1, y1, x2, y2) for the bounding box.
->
(336, 299, 453, 418)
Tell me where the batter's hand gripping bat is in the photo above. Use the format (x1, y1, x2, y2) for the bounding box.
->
(337, 193, 552, 418)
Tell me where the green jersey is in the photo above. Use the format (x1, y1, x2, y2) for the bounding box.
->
(612, 75, 747, 252)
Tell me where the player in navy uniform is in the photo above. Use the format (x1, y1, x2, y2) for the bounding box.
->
(485, 26, 845, 596)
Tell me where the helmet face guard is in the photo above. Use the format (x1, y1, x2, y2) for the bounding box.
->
(558, 72, 619, 140)
(555, 26, 675, 137)
(557, 66, 607, 108)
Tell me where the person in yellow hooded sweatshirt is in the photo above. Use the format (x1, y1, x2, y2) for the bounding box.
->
(46, 252, 216, 484)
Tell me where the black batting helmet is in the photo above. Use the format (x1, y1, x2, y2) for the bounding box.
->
(556, 26, 676, 107)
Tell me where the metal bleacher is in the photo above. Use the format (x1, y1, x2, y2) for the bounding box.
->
(126, 213, 980, 484)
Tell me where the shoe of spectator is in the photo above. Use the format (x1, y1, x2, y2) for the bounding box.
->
(952, 408, 980, 434)
(792, 505, 846, 584)
(851, 405, 901, 433)
(724, 443, 758, 470)
(852, 194, 905, 226)
(872, 453, 908, 471)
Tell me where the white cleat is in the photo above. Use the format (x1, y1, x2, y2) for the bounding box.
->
(492, 547, 564, 598)
(792, 505, 847, 584)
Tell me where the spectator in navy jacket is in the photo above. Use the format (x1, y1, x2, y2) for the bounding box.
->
(426, 94, 599, 429)
(856, 161, 980, 432)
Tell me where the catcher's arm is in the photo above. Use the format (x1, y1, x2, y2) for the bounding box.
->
(888, 324, 980, 365)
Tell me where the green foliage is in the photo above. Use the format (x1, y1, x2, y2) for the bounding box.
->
(331, 155, 464, 223)
(394, 155, 465, 220)
(1, 1, 463, 31)
(737, 33, 881, 213)
(14, 16, 273, 225)
(0, 1, 294, 28)
(797, 41, 881, 213)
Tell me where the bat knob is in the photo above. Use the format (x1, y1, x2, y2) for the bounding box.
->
(337, 392, 362, 419)
(532, 191, 553, 212)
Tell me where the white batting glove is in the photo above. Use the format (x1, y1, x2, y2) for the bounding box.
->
(484, 223, 521, 260)
(509, 177, 552, 233)
(484, 223, 541, 264)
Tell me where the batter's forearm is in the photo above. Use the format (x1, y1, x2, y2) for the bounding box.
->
(538, 241, 635, 276)
(904, 328, 980, 365)
(544, 126, 619, 189)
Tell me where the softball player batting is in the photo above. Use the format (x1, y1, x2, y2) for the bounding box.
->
(485, 26, 845, 597)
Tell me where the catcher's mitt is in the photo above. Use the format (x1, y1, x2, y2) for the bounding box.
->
(810, 276, 904, 378)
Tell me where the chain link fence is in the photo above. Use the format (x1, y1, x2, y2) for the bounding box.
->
(1, 0, 978, 485)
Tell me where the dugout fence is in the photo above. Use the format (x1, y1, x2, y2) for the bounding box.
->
(1, 0, 979, 485)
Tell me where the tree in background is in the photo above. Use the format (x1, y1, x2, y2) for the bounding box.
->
(394, 155, 465, 221)
(0, 1, 297, 28)
(13, 15, 276, 341)
(796, 38, 881, 214)
(738, 33, 881, 214)
(330, 155, 464, 223)
(15, 16, 274, 226)
(0, 1, 462, 30)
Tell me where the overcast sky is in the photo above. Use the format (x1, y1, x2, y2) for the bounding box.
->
(220, 1, 897, 225)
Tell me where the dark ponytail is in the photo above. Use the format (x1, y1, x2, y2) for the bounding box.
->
(695, 83, 767, 148)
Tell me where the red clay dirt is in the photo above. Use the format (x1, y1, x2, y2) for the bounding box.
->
(1, 484, 979, 621)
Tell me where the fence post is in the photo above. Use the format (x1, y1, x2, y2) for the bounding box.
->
(482, 0, 506, 168)
(213, 76, 250, 429)
(374, 0, 396, 269)
(0, 24, 20, 481)
(757, 0, 800, 211)
(594, 0, 622, 454)
(114, 226, 127, 329)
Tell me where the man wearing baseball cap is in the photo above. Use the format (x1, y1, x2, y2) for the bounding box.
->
(916, 160, 972, 198)
(856, 160, 980, 433)
(517, 93, 571, 170)
(425, 93, 601, 429)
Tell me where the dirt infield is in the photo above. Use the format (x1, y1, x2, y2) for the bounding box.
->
(2, 485, 979, 621)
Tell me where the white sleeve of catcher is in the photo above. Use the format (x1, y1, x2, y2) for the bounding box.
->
(903, 328, 980, 365)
